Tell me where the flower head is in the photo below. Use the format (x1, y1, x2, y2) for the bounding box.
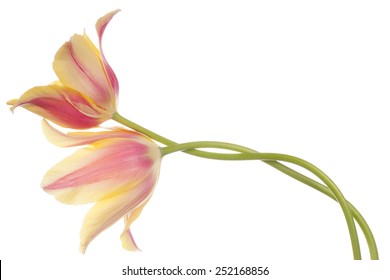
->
(7, 10, 120, 129)
(41, 120, 161, 252)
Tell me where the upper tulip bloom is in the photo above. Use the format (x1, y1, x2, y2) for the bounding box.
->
(41, 120, 161, 252)
(7, 10, 120, 129)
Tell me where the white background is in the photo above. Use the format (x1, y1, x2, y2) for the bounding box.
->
(1, 0, 389, 279)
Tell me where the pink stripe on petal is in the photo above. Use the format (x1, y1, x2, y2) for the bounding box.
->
(12, 85, 103, 129)
(102, 60, 119, 100)
(45, 144, 152, 191)
(68, 40, 106, 98)
(42, 138, 161, 205)
(31, 99, 97, 128)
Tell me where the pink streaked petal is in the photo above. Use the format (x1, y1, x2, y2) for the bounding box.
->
(42, 119, 143, 147)
(10, 85, 105, 129)
(120, 198, 150, 251)
(53, 34, 115, 109)
(80, 176, 157, 253)
(96, 9, 120, 97)
(42, 138, 161, 205)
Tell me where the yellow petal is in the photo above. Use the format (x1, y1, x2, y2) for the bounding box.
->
(6, 99, 17, 106)
(53, 34, 114, 109)
(80, 180, 155, 253)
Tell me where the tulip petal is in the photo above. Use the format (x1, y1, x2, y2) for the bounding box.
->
(10, 85, 105, 129)
(120, 198, 150, 251)
(53, 34, 114, 109)
(96, 9, 120, 96)
(42, 137, 161, 205)
(80, 176, 156, 253)
(42, 119, 141, 147)
(6, 99, 17, 106)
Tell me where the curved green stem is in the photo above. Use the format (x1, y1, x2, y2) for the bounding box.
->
(112, 112, 378, 259)
(263, 161, 378, 260)
(161, 141, 360, 259)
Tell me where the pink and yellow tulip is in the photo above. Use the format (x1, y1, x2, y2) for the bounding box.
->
(41, 120, 161, 252)
(7, 10, 120, 129)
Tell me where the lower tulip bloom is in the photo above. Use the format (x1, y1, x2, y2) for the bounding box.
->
(41, 120, 161, 252)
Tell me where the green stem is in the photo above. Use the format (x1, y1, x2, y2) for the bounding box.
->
(161, 141, 360, 259)
(263, 161, 378, 260)
(112, 112, 378, 259)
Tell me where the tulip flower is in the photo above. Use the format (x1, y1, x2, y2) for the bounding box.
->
(7, 10, 120, 129)
(41, 120, 161, 252)
(7, 9, 379, 260)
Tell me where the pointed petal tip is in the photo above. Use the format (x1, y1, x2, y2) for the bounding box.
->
(120, 231, 141, 252)
(100, 9, 121, 21)
(96, 9, 121, 33)
(7, 99, 17, 106)
(7, 99, 18, 112)
(79, 243, 88, 254)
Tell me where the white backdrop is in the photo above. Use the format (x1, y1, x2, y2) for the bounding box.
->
(1, 0, 389, 279)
